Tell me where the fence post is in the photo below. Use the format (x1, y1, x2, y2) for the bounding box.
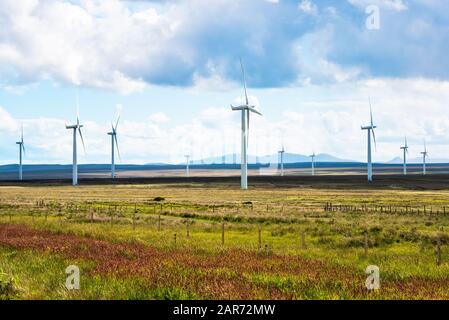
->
(301, 230, 307, 250)
(186, 220, 190, 239)
(221, 222, 225, 246)
(258, 224, 262, 250)
(364, 230, 369, 257)
(436, 237, 442, 266)
(132, 212, 136, 231)
(158, 215, 161, 231)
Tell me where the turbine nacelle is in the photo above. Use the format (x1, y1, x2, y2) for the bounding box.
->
(66, 124, 84, 129)
(230, 104, 262, 116)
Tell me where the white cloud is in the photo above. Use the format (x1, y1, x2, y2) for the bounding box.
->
(148, 112, 170, 124)
(347, 0, 408, 11)
(0, 106, 18, 133)
(299, 0, 318, 14)
(2, 77, 449, 165)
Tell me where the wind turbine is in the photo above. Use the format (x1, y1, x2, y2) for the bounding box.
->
(421, 140, 429, 175)
(16, 124, 25, 181)
(107, 116, 121, 179)
(230, 59, 262, 190)
(66, 94, 86, 186)
(400, 137, 409, 175)
(309, 152, 316, 176)
(185, 155, 190, 177)
(361, 99, 377, 182)
(278, 145, 285, 176)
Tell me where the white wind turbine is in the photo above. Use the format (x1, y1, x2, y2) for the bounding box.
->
(66, 94, 86, 186)
(400, 137, 409, 175)
(278, 145, 285, 176)
(231, 59, 262, 190)
(309, 152, 316, 176)
(421, 140, 429, 175)
(361, 99, 377, 182)
(107, 116, 121, 179)
(185, 155, 190, 177)
(16, 124, 25, 181)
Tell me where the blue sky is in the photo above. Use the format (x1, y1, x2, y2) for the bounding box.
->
(1, 0, 449, 164)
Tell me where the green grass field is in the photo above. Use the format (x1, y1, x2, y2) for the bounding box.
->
(1, 182, 448, 300)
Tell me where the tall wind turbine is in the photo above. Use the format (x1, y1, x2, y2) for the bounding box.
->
(309, 152, 316, 176)
(231, 59, 262, 190)
(361, 99, 377, 182)
(421, 140, 429, 175)
(66, 95, 86, 186)
(278, 145, 285, 176)
(16, 124, 25, 181)
(400, 137, 409, 175)
(107, 116, 121, 179)
(185, 155, 190, 177)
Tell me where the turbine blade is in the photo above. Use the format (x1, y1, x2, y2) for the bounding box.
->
(22, 143, 26, 156)
(369, 97, 374, 127)
(240, 58, 249, 106)
(76, 89, 80, 120)
(78, 128, 86, 153)
(115, 134, 121, 162)
(372, 129, 377, 152)
(248, 107, 262, 116)
(115, 115, 120, 131)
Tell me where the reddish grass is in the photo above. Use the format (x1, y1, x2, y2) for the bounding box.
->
(1, 223, 448, 299)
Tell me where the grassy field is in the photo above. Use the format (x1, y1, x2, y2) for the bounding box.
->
(1, 181, 449, 300)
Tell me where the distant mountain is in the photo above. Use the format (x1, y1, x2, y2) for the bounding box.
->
(387, 156, 449, 164)
(387, 157, 403, 164)
(190, 153, 357, 165)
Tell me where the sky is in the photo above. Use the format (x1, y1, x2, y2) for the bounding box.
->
(1, 0, 449, 165)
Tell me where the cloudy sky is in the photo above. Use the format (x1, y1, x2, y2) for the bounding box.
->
(1, 0, 448, 164)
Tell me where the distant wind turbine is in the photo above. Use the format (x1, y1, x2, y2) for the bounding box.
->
(309, 152, 316, 176)
(278, 145, 285, 176)
(66, 93, 86, 186)
(361, 98, 377, 182)
(230, 59, 262, 190)
(400, 137, 409, 175)
(16, 124, 25, 181)
(421, 140, 429, 175)
(107, 115, 121, 179)
(185, 155, 190, 177)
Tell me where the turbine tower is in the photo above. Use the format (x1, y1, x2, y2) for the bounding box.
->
(230, 59, 262, 190)
(278, 145, 285, 176)
(421, 141, 429, 175)
(309, 152, 316, 176)
(400, 137, 409, 175)
(107, 116, 121, 179)
(16, 125, 25, 181)
(185, 155, 190, 177)
(361, 99, 377, 182)
(66, 95, 86, 186)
